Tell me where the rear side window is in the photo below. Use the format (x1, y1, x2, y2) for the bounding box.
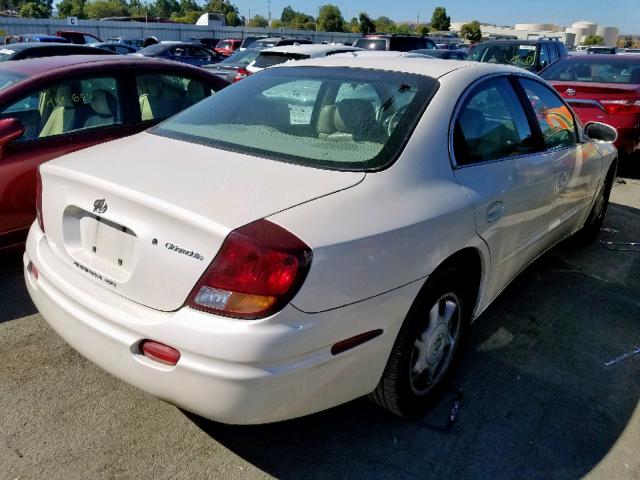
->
(136, 74, 213, 122)
(390, 37, 426, 51)
(541, 59, 640, 84)
(518, 78, 577, 150)
(548, 44, 559, 63)
(453, 77, 535, 165)
(253, 52, 308, 69)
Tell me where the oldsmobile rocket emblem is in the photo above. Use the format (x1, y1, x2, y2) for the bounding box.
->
(93, 199, 108, 214)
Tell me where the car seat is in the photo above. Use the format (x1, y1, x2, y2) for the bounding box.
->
(83, 90, 117, 128)
(139, 77, 175, 121)
(39, 85, 77, 137)
(333, 99, 383, 142)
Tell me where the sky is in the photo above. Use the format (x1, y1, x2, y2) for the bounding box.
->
(233, 0, 640, 34)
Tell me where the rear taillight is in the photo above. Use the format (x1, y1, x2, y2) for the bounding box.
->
(233, 67, 251, 83)
(35, 167, 44, 233)
(600, 99, 640, 115)
(186, 219, 312, 319)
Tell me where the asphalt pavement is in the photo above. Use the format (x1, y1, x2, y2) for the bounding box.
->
(1, 179, 639, 480)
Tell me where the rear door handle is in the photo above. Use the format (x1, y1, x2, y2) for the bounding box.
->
(486, 201, 505, 223)
(558, 171, 569, 190)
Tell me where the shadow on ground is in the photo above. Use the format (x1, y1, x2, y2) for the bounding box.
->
(0, 252, 36, 323)
(188, 202, 640, 480)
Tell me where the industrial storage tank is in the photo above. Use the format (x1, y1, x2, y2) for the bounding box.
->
(596, 26, 619, 46)
(563, 32, 576, 47)
(566, 26, 589, 46)
(572, 21, 597, 36)
(515, 23, 559, 32)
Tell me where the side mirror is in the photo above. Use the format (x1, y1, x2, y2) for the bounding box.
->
(0, 117, 25, 148)
(584, 122, 618, 143)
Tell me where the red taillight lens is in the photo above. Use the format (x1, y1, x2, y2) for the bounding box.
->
(233, 67, 251, 83)
(186, 219, 312, 319)
(140, 340, 181, 366)
(35, 167, 44, 233)
(601, 99, 640, 115)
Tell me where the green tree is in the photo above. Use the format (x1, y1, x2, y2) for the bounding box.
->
(270, 19, 282, 28)
(206, 0, 242, 26)
(57, 0, 86, 18)
(317, 4, 344, 32)
(358, 12, 375, 34)
(583, 35, 604, 46)
(85, 0, 129, 18)
(280, 5, 295, 23)
(153, 0, 178, 18)
(349, 17, 358, 33)
(374, 16, 396, 33)
(170, 9, 201, 22)
(460, 20, 482, 42)
(19, 0, 51, 17)
(247, 14, 267, 27)
(430, 6, 450, 31)
(419, 25, 429, 36)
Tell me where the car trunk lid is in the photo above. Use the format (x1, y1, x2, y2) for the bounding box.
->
(39, 132, 364, 312)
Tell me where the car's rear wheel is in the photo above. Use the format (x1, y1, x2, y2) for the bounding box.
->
(369, 266, 471, 419)
(575, 164, 615, 243)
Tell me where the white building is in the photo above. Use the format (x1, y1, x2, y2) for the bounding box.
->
(450, 20, 618, 47)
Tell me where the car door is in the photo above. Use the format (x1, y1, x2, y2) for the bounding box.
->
(516, 77, 603, 240)
(451, 76, 557, 302)
(0, 72, 140, 247)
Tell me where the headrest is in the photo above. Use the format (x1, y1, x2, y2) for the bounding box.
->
(141, 76, 162, 97)
(90, 89, 116, 116)
(630, 68, 640, 84)
(574, 65, 591, 79)
(458, 108, 485, 139)
(187, 80, 206, 100)
(334, 99, 379, 141)
(316, 105, 336, 134)
(56, 85, 75, 108)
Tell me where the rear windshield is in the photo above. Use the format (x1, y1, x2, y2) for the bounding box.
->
(541, 59, 640, 84)
(252, 39, 280, 48)
(219, 48, 261, 65)
(253, 52, 309, 69)
(467, 43, 538, 69)
(153, 66, 438, 171)
(353, 39, 387, 51)
(0, 69, 26, 88)
(0, 48, 17, 62)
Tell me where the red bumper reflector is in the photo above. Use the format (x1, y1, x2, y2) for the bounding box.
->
(28, 261, 38, 280)
(140, 340, 181, 366)
(331, 329, 383, 355)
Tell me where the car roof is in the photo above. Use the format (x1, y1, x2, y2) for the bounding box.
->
(276, 54, 535, 79)
(556, 54, 640, 63)
(261, 44, 362, 56)
(0, 42, 77, 51)
(0, 54, 170, 76)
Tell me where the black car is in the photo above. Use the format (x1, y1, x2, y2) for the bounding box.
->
(353, 34, 436, 52)
(412, 48, 467, 60)
(0, 43, 116, 62)
(466, 39, 568, 72)
(135, 42, 223, 67)
(91, 42, 138, 55)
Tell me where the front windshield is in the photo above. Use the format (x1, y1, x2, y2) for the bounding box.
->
(0, 69, 26, 88)
(220, 48, 261, 65)
(467, 43, 538, 69)
(0, 48, 17, 62)
(153, 66, 438, 171)
(353, 39, 387, 51)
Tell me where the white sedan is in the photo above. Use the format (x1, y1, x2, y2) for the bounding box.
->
(24, 56, 617, 424)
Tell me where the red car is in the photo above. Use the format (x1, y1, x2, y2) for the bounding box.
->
(55, 30, 102, 45)
(214, 38, 242, 57)
(541, 55, 640, 157)
(0, 55, 227, 253)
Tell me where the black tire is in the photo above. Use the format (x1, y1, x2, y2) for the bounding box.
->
(575, 164, 615, 243)
(369, 266, 473, 419)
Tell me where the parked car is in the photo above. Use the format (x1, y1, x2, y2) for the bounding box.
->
(248, 37, 313, 49)
(238, 35, 269, 51)
(540, 54, 640, 156)
(214, 38, 242, 57)
(203, 47, 265, 83)
(466, 39, 568, 72)
(246, 44, 363, 73)
(188, 37, 220, 50)
(0, 43, 116, 62)
(55, 30, 102, 45)
(586, 46, 618, 55)
(106, 37, 145, 49)
(90, 42, 138, 55)
(135, 42, 223, 67)
(0, 55, 227, 253)
(14, 34, 70, 43)
(412, 48, 467, 60)
(353, 34, 436, 52)
(25, 56, 617, 424)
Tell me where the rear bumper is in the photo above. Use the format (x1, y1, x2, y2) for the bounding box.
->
(24, 225, 421, 424)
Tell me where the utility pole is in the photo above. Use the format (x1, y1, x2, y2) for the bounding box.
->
(267, 0, 271, 26)
(416, 13, 420, 29)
